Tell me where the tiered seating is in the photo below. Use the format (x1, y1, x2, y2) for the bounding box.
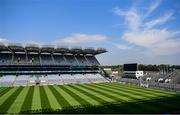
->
(76, 56, 89, 66)
(39, 76, 48, 85)
(27, 54, 40, 64)
(48, 75, 63, 85)
(14, 75, 28, 86)
(86, 56, 100, 65)
(96, 74, 109, 82)
(41, 54, 54, 65)
(0, 53, 101, 66)
(14, 53, 26, 64)
(28, 75, 36, 86)
(0, 74, 109, 86)
(64, 55, 78, 66)
(53, 55, 67, 65)
(48, 74, 108, 85)
(85, 74, 97, 82)
(61, 74, 77, 84)
(148, 82, 180, 90)
(85, 74, 107, 83)
(0, 53, 12, 65)
(121, 78, 139, 85)
(0, 75, 15, 87)
(73, 74, 90, 84)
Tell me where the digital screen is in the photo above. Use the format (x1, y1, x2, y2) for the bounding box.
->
(123, 63, 137, 71)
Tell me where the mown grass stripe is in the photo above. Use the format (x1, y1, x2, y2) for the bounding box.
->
(81, 83, 153, 113)
(60, 85, 91, 106)
(0, 87, 7, 93)
(108, 83, 180, 102)
(107, 83, 179, 101)
(31, 86, 41, 110)
(20, 86, 34, 112)
(0, 87, 12, 97)
(81, 84, 145, 113)
(95, 83, 180, 113)
(97, 83, 160, 99)
(89, 83, 145, 100)
(8, 87, 29, 113)
(77, 84, 115, 102)
(79, 84, 136, 101)
(99, 83, 179, 112)
(69, 84, 109, 104)
(82, 83, 152, 113)
(102, 83, 171, 97)
(65, 85, 100, 106)
(84, 84, 131, 102)
(0, 88, 17, 106)
(55, 85, 80, 106)
(0, 87, 24, 113)
(48, 85, 71, 108)
(68, 84, 120, 114)
(88, 83, 162, 113)
(44, 86, 61, 110)
(39, 86, 51, 109)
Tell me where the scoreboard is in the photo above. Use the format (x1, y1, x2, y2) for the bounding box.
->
(123, 63, 138, 71)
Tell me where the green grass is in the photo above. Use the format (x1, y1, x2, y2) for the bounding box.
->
(20, 86, 34, 112)
(0, 82, 180, 114)
(39, 86, 51, 109)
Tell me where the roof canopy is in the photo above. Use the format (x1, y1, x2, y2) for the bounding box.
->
(0, 43, 107, 55)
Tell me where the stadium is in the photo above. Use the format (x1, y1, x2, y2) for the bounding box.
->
(0, 43, 180, 114)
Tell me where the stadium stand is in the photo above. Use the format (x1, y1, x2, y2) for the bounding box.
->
(41, 54, 54, 65)
(28, 75, 37, 86)
(64, 55, 79, 66)
(48, 74, 63, 85)
(0, 53, 12, 65)
(86, 55, 100, 66)
(14, 75, 29, 86)
(120, 70, 180, 91)
(27, 53, 40, 64)
(14, 53, 27, 64)
(0, 43, 109, 86)
(0, 75, 15, 87)
(53, 54, 67, 65)
(76, 55, 89, 66)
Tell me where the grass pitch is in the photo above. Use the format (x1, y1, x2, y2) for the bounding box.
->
(0, 83, 180, 113)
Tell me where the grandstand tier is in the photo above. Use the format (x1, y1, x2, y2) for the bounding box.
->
(0, 43, 107, 75)
(0, 73, 110, 87)
(0, 43, 110, 86)
(0, 43, 106, 55)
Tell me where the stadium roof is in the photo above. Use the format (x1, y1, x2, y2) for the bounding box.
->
(0, 43, 107, 55)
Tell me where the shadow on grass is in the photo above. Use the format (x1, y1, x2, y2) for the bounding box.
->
(18, 94, 180, 114)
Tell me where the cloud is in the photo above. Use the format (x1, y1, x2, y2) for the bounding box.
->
(0, 33, 107, 48)
(0, 38, 10, 46)
(122, 29, 178, 47)
(150, 39, 180, 55)
(113, 7, 141, 31)
(144, 11, 173, 29)
(144, 0, 161, 18)
(123, 29, 180, 55)
(114, 44, 131, 50)
(53, 33, 107, 45)
(113, 1, 180, 56)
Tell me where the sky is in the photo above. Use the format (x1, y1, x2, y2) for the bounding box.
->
(0, 0, 180, 65)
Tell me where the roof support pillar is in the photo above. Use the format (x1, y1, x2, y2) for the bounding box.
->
(12, 52, 14, 64)
(26, 52, 28, 64)
(51, 53, 55, 65)
(84, 55, 91, 66)
(39, 53, 42, 65)
(62, 54, 67, 65)
(74, 55, 80, 66)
